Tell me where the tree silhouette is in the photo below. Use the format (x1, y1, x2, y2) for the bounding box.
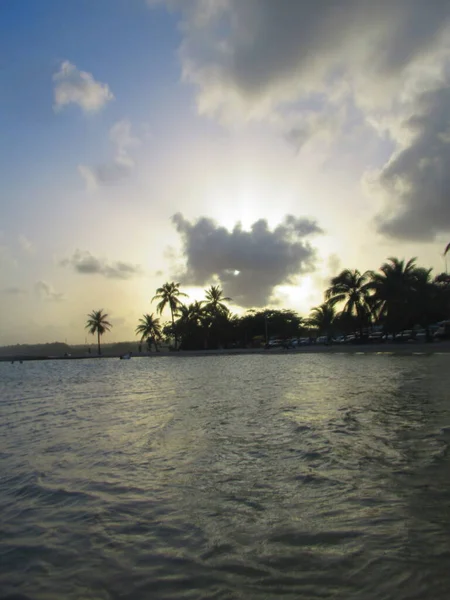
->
(369, 257, 418, 336)
(152, 282, 187, 350)
(85, 309, 112, 356)
(326, 268, 373, 338)
(307, 303, 336, 342)
(135, 313, 162, 351)
(204, 285, 231, 317)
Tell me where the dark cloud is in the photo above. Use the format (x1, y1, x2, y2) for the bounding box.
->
(172, 213, 322, 306)
(163, 0, 450, 119)
(61, 250, 142, 279)
(375, 84, 450, 241)
(152, 1, 450, 241)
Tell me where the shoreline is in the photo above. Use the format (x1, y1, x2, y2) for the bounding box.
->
(2, 341, 450, 362)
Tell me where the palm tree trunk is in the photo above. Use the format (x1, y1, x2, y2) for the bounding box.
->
(171, 307, 177, 350)
(97, 331, 101, 356)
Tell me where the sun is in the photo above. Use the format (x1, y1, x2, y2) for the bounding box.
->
(274, 276, 321, 314)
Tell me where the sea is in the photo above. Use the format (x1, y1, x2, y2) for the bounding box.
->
(1, 353, 450, 599)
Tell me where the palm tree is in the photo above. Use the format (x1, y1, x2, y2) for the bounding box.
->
(369, 257, 418, 336)
(204, 285, 231, 317)
(189, 300, 205, 323)
(135, 313, 162, 351)
(85, 309, 112, 356)
(307, 303, 336, 342)
(175, 301, 208, 350)
(177, 301, 205, 326)
(152, 282, 188, 349)
(326, 269, 373, 338)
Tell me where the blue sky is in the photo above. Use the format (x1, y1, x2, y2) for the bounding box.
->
(1, 0, 449, 345)
(1, 0, 179, 186)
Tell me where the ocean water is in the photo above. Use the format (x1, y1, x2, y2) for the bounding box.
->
(1, 354, 450, 600)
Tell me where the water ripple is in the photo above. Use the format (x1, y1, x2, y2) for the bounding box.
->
(1, 354, 450, 599)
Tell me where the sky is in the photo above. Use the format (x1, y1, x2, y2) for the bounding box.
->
(1, 0, 450, 345)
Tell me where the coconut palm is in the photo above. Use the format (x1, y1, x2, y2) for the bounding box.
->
(189, 300, 205, 323)
(325, 269, 373, 338)
(204, 285, 231, 317)
(175, 301, 208, 349)
(307, 303, 336, 342)
(152, 282, 188, 349)
(85, 309, 112, 356)
(177, 301, 205, 326)
(369, 257, 418, 336)
(135, 313, 162, 351)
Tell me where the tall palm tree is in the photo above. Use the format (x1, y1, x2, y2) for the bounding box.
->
(85, 309, 112, 356)
(152, 282, 188, 349)
(135, 313, 162, 351)
(175, 301, 207, 349)
(204, 285, 231, 317)
(369, 257, 418, 336)
(307, 303, 336, 342)
(326, 269, 373, 338)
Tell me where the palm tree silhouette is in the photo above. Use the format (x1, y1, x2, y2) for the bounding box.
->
(204, 285, 231, 317)
(369, 257, 418, 337)
(152, 282, 188, 349)
(135, 313, 162, 351)
(85, 309, 112, 356)
(326, 269, 373, 338)
(307, 303, 336, 342)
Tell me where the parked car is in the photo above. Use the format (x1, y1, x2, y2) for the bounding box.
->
(395, 330, 414, 342)
(368, 332, 384, 342)
(413, 329, 427, 341)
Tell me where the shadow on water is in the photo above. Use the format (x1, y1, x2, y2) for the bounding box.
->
(1, 354, 450, 599)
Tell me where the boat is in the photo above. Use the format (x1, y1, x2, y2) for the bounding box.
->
(120, 352, 132, 360)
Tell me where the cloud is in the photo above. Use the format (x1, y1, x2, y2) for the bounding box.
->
(3, 286, 27, 295)
(53, 61, 113, 113)
(374, 82, 450, 241)
(35, 281, 65, 302)
(18, 234, 35, 255)
(61, 250, 142, 279)
(155, 1, 450, 121)
(171, 213, 322, 306)
(151, 1, 450, 240)
(78, 119, 140, 189)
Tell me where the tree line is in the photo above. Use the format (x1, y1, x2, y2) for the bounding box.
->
(85, 257, 450, 353)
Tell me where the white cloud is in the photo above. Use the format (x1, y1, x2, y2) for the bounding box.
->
(109, 120, 140, 167)
(35, 280, 65, 302)
(78, 119, 140, 190)
(53, 60, 114, 113)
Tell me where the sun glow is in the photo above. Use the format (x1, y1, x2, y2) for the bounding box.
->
(275, 275, 321, 315)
